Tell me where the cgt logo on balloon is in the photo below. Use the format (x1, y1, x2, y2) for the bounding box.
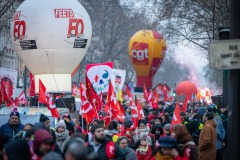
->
(132, 42, 149, 65)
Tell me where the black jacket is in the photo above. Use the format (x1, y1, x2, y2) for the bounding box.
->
(88, 138, 125, 160)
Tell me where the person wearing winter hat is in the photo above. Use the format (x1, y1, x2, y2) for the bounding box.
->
(33, 129, 55, 158)
(0, 108, 24, 141)
(117, 136, 137, 160)
(3, 139, 31, 160)
(55, 120, 70, 152)
(150, 136, 184, 160)
(134, 119, 153, 160)
(39, 114, 56, 140)
(163, 123, 171, 136)
(63, 114, 75, 135)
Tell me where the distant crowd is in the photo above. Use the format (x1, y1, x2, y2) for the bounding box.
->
(0, 100, 227, 160)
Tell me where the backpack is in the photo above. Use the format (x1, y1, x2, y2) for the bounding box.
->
(188, 144, 199, 160)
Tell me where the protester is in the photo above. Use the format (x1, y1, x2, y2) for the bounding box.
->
(88, 124, 124, 160)
(42, 151, 63, 160)
(55, 120, 70, 152)
(63, 114, 75, 134)
(150, 136, 185, 160)
(3, 139, 31, 160)
(39, 114, 56, 139)
(116, 136, 137, 160)
(163, 123, 171, 136)
(33, 129, 55, 159)
(104, 120, 119, 140)
(172, 124, 199, 160)
(151, 124, 164, 147)
(199, 112, 217, 160)
(148, 107, 160, 123)
(14, 123, 33, 140)
(0, 134, 9, 160)
(0, 108, 24, 141)
(157, 101, 165, 115)
(134, 119, 153, 160)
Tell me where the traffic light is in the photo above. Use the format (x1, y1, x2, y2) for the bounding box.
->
(172, 90, 176, 96)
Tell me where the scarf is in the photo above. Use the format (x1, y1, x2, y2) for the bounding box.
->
(120, 147, 128, 154)
(133, 126, 152, 145)
(55, 130, 69, 141)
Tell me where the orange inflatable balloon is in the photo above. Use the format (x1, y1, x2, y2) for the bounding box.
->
(128, 30, 166, 88)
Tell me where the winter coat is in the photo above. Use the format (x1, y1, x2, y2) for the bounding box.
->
(88, 137, 125, 160)
(214, 115, 226, 150)
(150, 151, 188, 160)
(123, 147, 137, 160)
(199, 119, 217, 160)
(55, 130, 70, 152)
(0, 121, 24, 141)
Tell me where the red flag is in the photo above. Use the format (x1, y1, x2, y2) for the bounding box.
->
(0, 79, 9, 105)
(163, 83, 170, 102)
(80, 82, 98, 124)
(136, 100, 145, 119)
(126, 88, 139, 127)
(143, 84, 149, 101)
(171, 102, 182, 129)
(38, 80, 60, 118)
(181, 94, 190, 112)
(17, 91, 27, 105)
(29, 72, 35, 96)
(104, 82, 125, 126)
(86, 76, 101, 113)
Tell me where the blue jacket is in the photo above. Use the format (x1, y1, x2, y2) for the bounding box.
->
(0, 121, 24, 141)
(214, 115, 226, 150)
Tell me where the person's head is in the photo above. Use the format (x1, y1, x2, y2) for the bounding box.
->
(42, 151, 63, 160)
(90, 124, 105, 144)
(151, 124, 163, 136)
(33, 129, 54, 156)
(126, 106, 131, 113)
(138, 119, 147, 129)
(180, 112, 186, 122)
(123, 119, 133, 129)
(203, 112, 214, 123)
(171, 124, 192, 144)
(3, 139, 31, 160)
(161, 115, 166, 123)
(64, 137, 96, 160)
(39, 114, 50, 129)
(163, 123, 171, 136)
(24, 123, 33, 132)
(152, 108, 158, 115)
(117, 136, 129, 149)
(155, 117, 162, 124)
(158, 136, 178, 156)
(107, 121, 118, 131)
(197, 101, 202, 107)
(63, 114, 71, 122)
(158, 101, 165, 109)
(56, 120, 66, 133)
(9, 109, 20, 126)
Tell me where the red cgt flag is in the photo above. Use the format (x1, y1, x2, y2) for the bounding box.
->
(171, 102, 182, 130)
(181, 94, 190, 112)
(104, 81, 125, 126)
(38, 80, 60, 118)
(79, 82, 98, 124)
(86, 76, 102, 113)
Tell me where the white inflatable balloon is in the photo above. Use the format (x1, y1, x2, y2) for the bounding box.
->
(11, 0, 92, 93)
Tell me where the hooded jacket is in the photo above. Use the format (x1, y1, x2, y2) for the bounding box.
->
(199, 119, 217, 160)
(0, 120, 24, 141)
(33, 129, 54, 156)
(124, 147, 137, 160)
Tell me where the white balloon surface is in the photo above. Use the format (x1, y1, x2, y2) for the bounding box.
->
(11, 0, 92, 93)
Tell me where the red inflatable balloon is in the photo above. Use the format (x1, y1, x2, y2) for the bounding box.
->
(176, 81, 197, 96)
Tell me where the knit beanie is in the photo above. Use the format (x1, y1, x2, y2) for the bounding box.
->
(123, 119, 133, 128)
(10, 107, 20, 118)
(164, 123, 171, 131)
(56, 120, 66, 130)
(39, 114, 50, 122)
(63, 114, 71, 121)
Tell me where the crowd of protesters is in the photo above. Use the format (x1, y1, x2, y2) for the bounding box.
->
(0, 100, 227, 160)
